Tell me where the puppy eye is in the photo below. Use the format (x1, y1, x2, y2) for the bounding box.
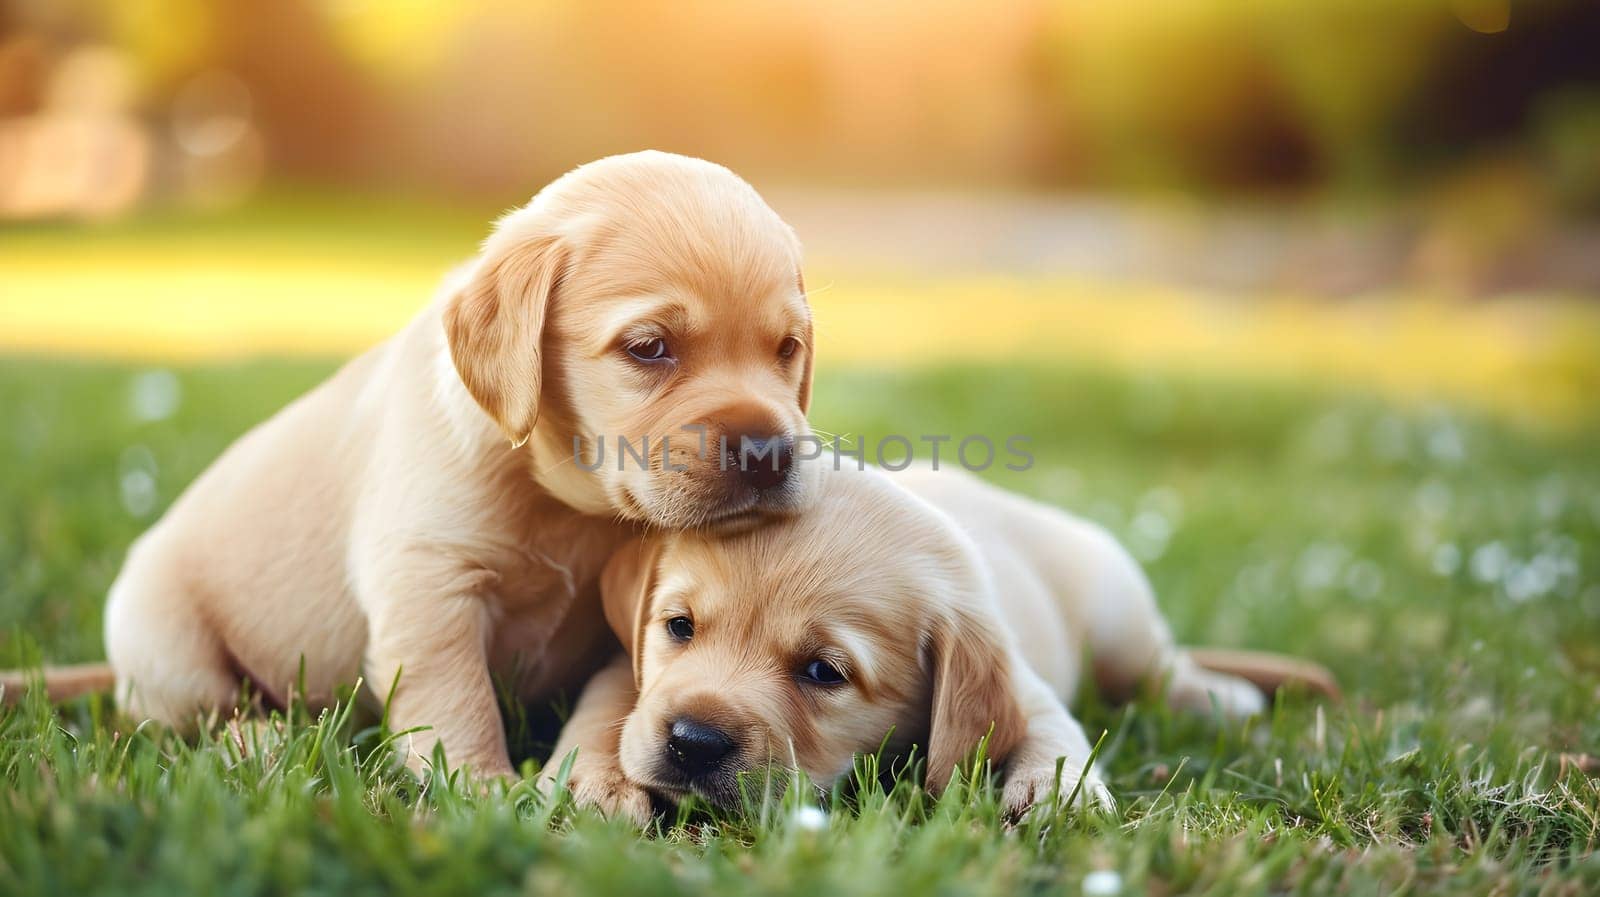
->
(777, 336, 800, 360)
(666, 616, 695, 641)
(801, 659, 846, 686)
(627, 338, 672, 363)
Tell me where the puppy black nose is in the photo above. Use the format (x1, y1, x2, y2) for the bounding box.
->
(666, 718, 734, 775)
(730, 435, 793, 491)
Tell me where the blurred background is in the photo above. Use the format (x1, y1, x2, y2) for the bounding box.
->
(3, 0, 1600, 417)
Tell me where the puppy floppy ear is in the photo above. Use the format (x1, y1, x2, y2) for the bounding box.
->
(444, 234, 567, 445)
(922, 608, 1027, 794)
(599, 537, 664, 686)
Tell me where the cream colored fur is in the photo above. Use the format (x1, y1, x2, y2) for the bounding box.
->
(90, 151, 817, 778)
(550, 464, 1271, 822)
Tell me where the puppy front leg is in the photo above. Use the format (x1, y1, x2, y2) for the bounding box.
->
(1001, 666, 1115, 817)
(538, 655, 652, 826)
(365, 593, 513, 780)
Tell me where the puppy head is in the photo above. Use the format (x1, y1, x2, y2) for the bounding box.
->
(601, 467, 1025, 807)
(445, 151, 816, 529)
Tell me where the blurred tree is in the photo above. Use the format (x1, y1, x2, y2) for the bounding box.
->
(208, 0, 394, 180)
(1397, 0, 1600, 178)
(2, 0, 1596, 212)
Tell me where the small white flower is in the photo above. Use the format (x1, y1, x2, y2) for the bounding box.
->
(120, 470, 157, 518)
(1470, 541, 1509, 584)
(1128, 510, 1172, 562)
(790, 805, 828, 832)
(1431, 542, 1460, 576)
(1082, 869, 1122, 896)
(118, 445, 160, 518)
(129, 370, 182, 422)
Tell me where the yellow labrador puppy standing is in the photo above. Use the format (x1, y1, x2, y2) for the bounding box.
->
(1, 151, 819, 779)
(551, 464, 1336, 821)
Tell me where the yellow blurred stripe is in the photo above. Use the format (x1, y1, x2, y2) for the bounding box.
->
(811, 277, 1600, 419)
(2, 250, 436, 358)
(3, 248, 1597, 419)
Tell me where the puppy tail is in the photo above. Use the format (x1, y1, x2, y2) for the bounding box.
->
(0, 662, 117, 706)
(1185, 648, 1342, 703)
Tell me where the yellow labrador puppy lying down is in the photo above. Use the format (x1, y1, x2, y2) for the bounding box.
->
(547, 464, 1336, 822)
(0, 151, 820, 779)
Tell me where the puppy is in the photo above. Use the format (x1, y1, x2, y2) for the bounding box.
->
(0, 151, 818, 779)
(547, 464, 1336, 822)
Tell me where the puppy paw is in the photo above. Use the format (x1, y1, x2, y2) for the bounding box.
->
(1168, 667, 1267, 720)
(466, 765, 517, 797)
(1001, 764, 1115, 821)
(548, 765, 654, 827)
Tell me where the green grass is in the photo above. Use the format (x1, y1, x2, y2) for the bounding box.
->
(3, 355, 1599, 895)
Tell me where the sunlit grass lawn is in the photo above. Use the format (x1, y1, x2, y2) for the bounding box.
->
(2, 198, 1599, 893)
(2, 353, 1598, 894)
